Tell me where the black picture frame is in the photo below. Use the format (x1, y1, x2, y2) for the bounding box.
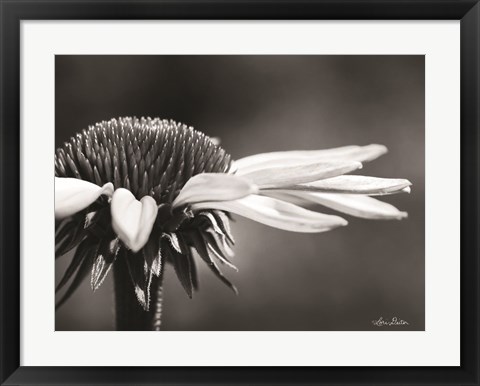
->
(1, 1, 478, 385)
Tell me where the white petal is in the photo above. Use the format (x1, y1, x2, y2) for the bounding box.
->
(191, 194, 347, 233)
(55, 177, 114, 220)
(241, 161, 362, 189)
(235, 144, 387, 174)
(111, 188, 158, 253)
(172, 173, 258, 208)
(280, 175, 412, 195)
(267, 191, 407, 220)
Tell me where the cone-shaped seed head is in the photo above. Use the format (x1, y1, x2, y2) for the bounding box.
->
(55, 117, 232, 204)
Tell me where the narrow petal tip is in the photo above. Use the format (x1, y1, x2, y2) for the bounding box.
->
(289, 176, 412, 196)
(234, 144, 386, 174)
(367, 144, 388, 158)
(266, 191, 409, 222)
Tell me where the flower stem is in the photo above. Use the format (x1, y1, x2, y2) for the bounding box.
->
(113, 256, 164, 331)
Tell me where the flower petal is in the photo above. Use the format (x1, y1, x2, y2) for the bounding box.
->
(235, 144, 387, 174)
(240, 161, 362, 189)
(267, 191, 407, 220)
(55, 177, 114, 219)
(275, 175, 412, 196)
(111, 188, 158, 253)
(172, 173, 258, 208)
(191, 194, 347, 233)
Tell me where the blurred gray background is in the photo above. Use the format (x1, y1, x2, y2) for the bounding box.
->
(55, 55, 424, 331)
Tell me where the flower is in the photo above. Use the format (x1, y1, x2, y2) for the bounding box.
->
(55, 117, 411, 314)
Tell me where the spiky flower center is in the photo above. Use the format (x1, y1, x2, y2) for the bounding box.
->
(55, 117, 232, 204)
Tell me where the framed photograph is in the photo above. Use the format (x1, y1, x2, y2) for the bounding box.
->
(1, 0, 479, 385)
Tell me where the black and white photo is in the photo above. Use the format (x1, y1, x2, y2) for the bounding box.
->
(55, 55, 424, 331)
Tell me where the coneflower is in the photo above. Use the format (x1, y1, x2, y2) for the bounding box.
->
(55, 116, 411, 331)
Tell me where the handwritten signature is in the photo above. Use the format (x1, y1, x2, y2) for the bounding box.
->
(372, 316, 409, 327)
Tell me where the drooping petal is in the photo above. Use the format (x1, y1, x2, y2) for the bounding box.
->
(266, 191, 407, 220)
(191, 194, 347, 233)
(274, 175, 412, 196)
(235, 144, 387, 174)
(240, 161, 362, 189)
(172, 173, 258, 208)
(111, 188, 158, 253)
(55, 177, 114, 219)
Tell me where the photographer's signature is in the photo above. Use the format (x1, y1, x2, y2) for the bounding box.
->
(372, 316, 409, 327)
